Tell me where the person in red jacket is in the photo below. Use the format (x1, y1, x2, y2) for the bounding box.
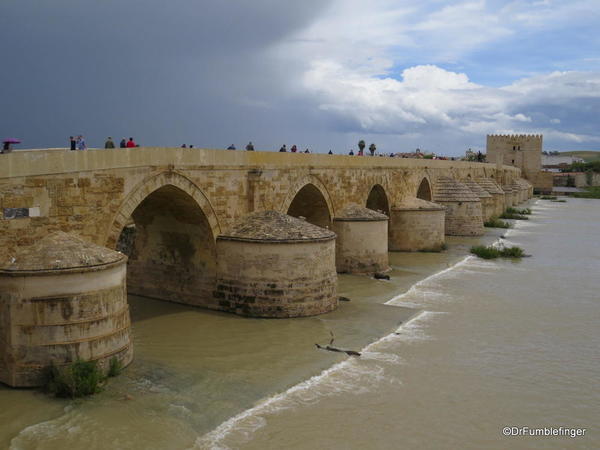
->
(126, 137, 136, 148)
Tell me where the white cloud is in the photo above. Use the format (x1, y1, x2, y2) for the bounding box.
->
(268, 0, 600, 150)
(302, 62, 600, 145)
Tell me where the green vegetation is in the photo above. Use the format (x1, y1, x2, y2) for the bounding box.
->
(561, 159, 600, 174)
(107, 356, 122, 377)
(500, 246, 526, 258)
(557, 151, 600, 163)
(44, 360, 104, 398)
(540, 195, 558, 200)
(484, 217, 511, 228)
(573, 186, 600, 199)
(499, 212, 529, 220)
(506, 207, 531, 215)
(44, 357, 123, 398)
(470, 245, 525, 260)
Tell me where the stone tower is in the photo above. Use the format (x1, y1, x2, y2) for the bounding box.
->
(486, 134, 542, 173)
(485, 134, 552, 193)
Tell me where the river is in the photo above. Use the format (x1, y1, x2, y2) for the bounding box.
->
(2, 198, 598, 449)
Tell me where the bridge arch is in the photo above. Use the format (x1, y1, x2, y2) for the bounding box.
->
(416, 177, 432, 201)
(106, 171, 221, 306)
(365, 184, 390, 216)
(282, 176, 334, 229)
(106, 171, 221, 248)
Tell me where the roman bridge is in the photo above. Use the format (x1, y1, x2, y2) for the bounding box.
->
(0, 147, 529, 386)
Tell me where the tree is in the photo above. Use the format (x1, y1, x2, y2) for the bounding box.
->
(358, 140, 366, 153)
(368, 143, 376, 156)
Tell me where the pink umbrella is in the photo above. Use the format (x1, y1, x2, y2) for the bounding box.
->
(2, 138, 21, 144)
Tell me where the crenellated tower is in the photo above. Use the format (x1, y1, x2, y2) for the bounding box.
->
(486, 134, 543, 173)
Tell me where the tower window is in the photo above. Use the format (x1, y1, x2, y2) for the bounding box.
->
(512, 159, 515, 164)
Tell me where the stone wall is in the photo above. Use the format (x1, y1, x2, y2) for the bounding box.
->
(0, 263, 132, 387)
(333, 219, 388, 273)
(214, 239, 337, 317)
(0, 148, 521, 256)
(486, 134, 542, 173)
(441, 202, 484, 236)
(0, 148, 520, 313)
(389, 208, 445, 251)
(523, 170, 553, 194)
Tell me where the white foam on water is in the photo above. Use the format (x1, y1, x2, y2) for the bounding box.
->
(169, 403, 193, 420)
(192, 311, 437, 450)
(385, 256, 474, 307)
(359, 351, 404, 365)
(380, 310, 446, 346)
(9, 407, 91, 450)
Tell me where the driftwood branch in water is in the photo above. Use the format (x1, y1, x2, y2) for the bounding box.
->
(315, 331, 361, 357)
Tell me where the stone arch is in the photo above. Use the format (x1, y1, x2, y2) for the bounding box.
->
(106, 171, 221, 307)
(282, 176, 334, 229)
(106, 171, 221, 248)
(416, 177, 432, 201)
(366, 184, 390, 216)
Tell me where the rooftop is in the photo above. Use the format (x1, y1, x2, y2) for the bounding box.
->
(218, 210, 336, 243)
(433, 177, 481, 203)
(0, 231, 125, 274)
(334, 205, 388, 221)
(475, 178, 504, 195)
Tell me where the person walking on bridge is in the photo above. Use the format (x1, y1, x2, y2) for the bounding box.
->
(119, 138, 126, 148)
(76, 135, 86, 151)
(69, 136, 76, 151)
(245, 141, 254, 151)
(104, 137, 115, 149)
(279, 144, 287, 152)
(126, 137, 136, 148)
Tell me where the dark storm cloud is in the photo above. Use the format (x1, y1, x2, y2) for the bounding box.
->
(0, 0, 331, 149)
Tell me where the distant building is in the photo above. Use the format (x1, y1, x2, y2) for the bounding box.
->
(485, 134, 552, 193)
(541, 155, 584, 172)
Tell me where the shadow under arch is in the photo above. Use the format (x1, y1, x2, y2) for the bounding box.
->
(366, 184, 390, 216)
(416, 177, 432, 201)
(282, 178, 334, 229)
(106, 171, 220, 307)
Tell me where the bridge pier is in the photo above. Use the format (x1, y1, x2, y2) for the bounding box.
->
(388, 198, 446, 252)
(476, 178, 505, 218)
(332, 206, 389, 273)
(502, 184, 516, 208)
(214, 211, 338, 318)
(463, 179, 495, 222)
(433, 177, 484, 236)
(0, 232, 132, 387)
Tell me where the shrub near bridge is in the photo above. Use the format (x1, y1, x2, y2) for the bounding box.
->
(470, 245, 525, 260)
(44, 357, 122, 398)
(484, 217, 512, 229)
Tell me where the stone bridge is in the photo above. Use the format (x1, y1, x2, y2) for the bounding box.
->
(0, 147, 528, 386)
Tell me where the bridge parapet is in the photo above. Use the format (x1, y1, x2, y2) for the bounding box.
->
(0, 147, 520, 254)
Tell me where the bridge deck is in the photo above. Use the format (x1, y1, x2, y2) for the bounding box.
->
(0, 147, 515, 179)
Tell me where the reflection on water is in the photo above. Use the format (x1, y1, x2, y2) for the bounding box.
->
(2, 199, 599, 449)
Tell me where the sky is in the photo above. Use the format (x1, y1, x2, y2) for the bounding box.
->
(1, 0, 600, 155)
